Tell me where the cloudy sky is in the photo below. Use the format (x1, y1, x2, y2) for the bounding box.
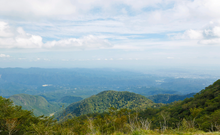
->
(0, 0, 220, 72)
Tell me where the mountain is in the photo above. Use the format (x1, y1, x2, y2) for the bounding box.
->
(0, 96, 55, 135)
(56, 90, 163, 119)
(2, 79, 220, 134)
(0, 68, 158, 87)
(0, 68, 215, 97)
(9, 94, 61, 116)
(147, 93, 195, 103)
(140, 79, 220, 131)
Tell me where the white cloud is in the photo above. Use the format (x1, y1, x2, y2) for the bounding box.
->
(6, 0, 219, 44)
(0, 54, 10, 58)
(44, 35, 112, 49)
(0, 0, 76, 19)
(197, 21, 220, 45)
(212, 26, 220, 37)
(0, 0, 219, 42)
(185, 30, 203, 40)
(0, 22, 14, 37)
(203, 25, 220, 38)
(1, 0, 220, 50)
(0, 0, 219, 20)
(1, 0, 219, 30)
(0, 0, 170, 19)
(199, 38, 220, 45)
(170, 21, 220, 45)
(0, 21, 43, 48)
(0, 21, 112, 49)
(171, 29, 203, 40)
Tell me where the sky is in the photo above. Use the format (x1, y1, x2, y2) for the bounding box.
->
(0, 0, 220, 73)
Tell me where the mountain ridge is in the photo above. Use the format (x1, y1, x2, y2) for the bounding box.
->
(56, 90, 163, 119)
(9, 94, 61, 116)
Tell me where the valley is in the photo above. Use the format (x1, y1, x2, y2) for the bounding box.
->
(0, 68, 219, 134)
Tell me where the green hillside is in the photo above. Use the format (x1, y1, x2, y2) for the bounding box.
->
(55, 79, 220, 134)
(140, 79, 220, 131)
(57, 90, 163, 119)
(1, 80, 220, 134)
(0, 96, 56, 135)
(9, 94, 61, 116)
(147, 93, 195, 103)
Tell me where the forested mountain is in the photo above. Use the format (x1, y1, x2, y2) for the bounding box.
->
(147, 93, 195, 103)
(52, 79, 220, 134)
(9, 94, 61, 116)
(56, 90, 163, 119)
(0, 96, 55, 135)
(1, 79, 220, 134)
(140, 79, 220, 131)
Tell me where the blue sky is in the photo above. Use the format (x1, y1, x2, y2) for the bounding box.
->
(1, 0, 220, 72)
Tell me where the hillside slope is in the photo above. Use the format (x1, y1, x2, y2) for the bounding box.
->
(9, 94, 61, 116)
(140, 79, 220, 131)
(57, 90, 163, 119)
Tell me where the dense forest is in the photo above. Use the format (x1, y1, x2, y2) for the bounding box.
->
(56, 91, 163, 120)
(0, 79, 220, 134)
(9, 94, 62, 116)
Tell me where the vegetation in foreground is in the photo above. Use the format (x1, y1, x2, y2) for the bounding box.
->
(0, 79, 220, 134)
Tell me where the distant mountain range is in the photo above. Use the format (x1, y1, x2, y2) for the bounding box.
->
(147, 93, 195, 103)
(0, 68, 215, 97)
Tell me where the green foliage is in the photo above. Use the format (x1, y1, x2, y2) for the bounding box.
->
(1, 72, 220, 135)
(139, 79, 220, 131)
(56, 90, 163, 120)
(0, 96, 56, 135)
(9, 94, 62, 116)
(2, 81, 220, 135)
(54, 107, 216, 135)
(57, 83, 219, 132)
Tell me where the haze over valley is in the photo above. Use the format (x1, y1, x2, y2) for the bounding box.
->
(1, 0, 220, 134)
